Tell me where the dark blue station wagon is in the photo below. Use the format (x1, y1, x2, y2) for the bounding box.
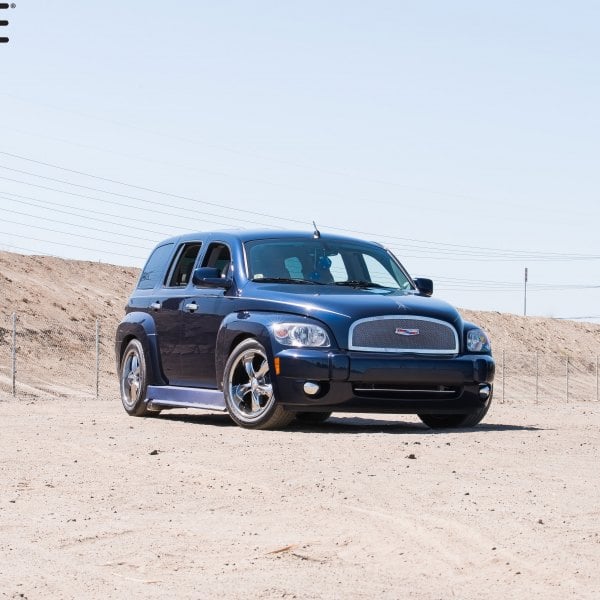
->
(115, 229, 495, 429)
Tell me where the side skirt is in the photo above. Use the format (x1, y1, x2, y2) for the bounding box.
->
(145, 385, 227, 412)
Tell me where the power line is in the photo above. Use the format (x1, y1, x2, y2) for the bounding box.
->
(0, 189, 240, 235)
(1, 107, 499, 202)
(1, 203, 595, 292)
(0, 202, 165, 244)
(2, 152, 599, 261)
(0, 176, 268, 231)
(2, 166, 598, 263)
(0, 162, 307, 227)
(0, 216, 150, 250)
(0, 230, 147, 260)
(432, 275, 600, 290)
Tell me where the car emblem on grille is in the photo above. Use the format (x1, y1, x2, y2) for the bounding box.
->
(395, 328, 420, 336)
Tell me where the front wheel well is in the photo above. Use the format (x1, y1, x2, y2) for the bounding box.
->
(228, 332, 255, 356)
(216, 333, 256, 390)
(215, 319, 275, 390)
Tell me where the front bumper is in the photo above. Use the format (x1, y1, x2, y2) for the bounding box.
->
(274, 348, 495, 415)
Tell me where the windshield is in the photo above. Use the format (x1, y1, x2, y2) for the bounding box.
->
(245, 238, 413, 291)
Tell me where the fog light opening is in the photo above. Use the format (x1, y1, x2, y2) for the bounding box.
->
(303, 381, 321, 396)
(479, 384, 491, 400)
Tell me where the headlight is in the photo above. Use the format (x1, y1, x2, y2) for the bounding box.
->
(272, 323, 330, 347)
(466, 328, 491, 353)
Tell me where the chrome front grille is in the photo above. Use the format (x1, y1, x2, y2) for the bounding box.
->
(349, 316, 459, 354)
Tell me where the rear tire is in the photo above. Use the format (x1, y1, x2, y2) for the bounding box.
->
(119, 339, 154, 417)
(223, 339, 295, 430)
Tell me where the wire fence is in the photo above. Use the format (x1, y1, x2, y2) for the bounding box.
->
(0, 312, 599, 403)
(498, 349, 599, 404)
(0, 312, 118, 401)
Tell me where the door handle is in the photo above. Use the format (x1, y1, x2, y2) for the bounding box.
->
(150, 301, 161, 310)
(184, 302, 198, 312)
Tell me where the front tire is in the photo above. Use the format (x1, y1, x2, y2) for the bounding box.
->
(223, 339, 295, 430)
(418, 401, 491, 429)
(119, 339, 154, 417)
(295, 411, 332, 425)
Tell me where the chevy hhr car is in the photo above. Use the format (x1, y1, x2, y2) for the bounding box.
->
(115, 229, 494, 429)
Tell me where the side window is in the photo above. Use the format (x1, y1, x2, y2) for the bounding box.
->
(167, 242, 202, 287)
(137, 243, 174, 290)
(201, 242, 231, 277)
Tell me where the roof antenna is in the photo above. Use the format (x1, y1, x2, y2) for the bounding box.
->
(312, 221, 321, 239)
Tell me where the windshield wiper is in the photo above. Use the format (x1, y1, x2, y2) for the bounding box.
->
(334, 280, 388, 289)
(251, 277, 324, 285)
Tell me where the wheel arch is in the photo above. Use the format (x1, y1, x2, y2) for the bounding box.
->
(115, 312, 166, 386)
(214, 312, 279, 390)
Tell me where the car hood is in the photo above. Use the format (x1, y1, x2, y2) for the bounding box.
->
(239, 283, 464, 339)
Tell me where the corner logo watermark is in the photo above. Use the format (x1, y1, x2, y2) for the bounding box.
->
(0, 3, 16, 44)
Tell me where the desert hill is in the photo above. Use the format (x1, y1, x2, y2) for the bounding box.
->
(1, 250, 599, 357)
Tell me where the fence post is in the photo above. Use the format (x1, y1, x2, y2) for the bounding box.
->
(535, 351, 539, 404)
(11, 312, 16, 397)
(566, 356, 569, 403)
(501, 349, 505, 404)
(95, 319, 100, 400)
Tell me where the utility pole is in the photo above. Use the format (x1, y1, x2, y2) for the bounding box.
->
(523, 267, 528, 316)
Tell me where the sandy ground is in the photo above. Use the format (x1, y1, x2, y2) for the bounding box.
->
(1, 251, 600, 598)
(1, 398, 599, 599)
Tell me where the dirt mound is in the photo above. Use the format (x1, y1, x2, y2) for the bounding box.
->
(1, 250, 599, 356)
(461, 309, 600, 357)
(0, 251, 139, 328)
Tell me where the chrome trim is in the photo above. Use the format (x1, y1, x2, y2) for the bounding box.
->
(146, 385, 227, 411)
(348, 315, 459, 354)
(303, 381, 321, 395)
(353, 386, 456, 395)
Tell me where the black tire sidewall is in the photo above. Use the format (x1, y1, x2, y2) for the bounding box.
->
(418, 399, 491, 429)
(295, 411, 332, 425)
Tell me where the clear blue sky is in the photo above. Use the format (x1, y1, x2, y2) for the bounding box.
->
(1, 1, 599, 321)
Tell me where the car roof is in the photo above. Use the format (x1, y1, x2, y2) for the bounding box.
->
(156, 229, 385, 247)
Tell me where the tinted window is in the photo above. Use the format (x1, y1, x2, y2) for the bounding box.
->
(167, 243, 202, 287)
(137, 243, 174, 290)
(201, 243, 231, 277)
(245, 238, 412, 289)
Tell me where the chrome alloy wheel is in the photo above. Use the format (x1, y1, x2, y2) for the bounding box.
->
(227, 346, 275, 422)
(121, 346, 142, 410)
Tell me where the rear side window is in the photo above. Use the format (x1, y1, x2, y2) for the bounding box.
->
(137, 243, 174, 290)
(167, 243, 202, 287)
